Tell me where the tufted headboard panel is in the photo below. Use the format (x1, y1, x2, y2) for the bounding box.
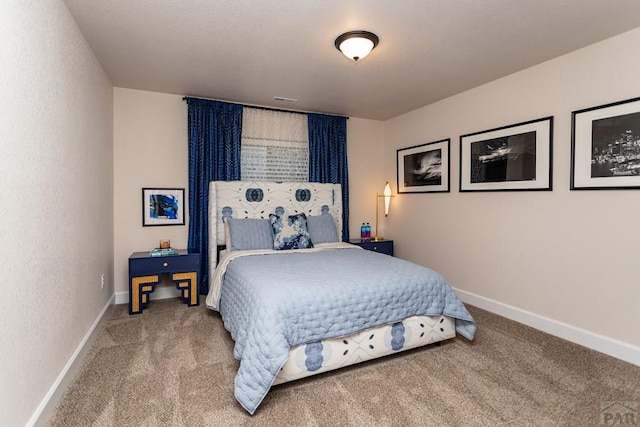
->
(207, 181, 343, 276)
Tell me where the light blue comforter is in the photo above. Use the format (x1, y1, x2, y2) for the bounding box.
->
(218, 246, 476, 414)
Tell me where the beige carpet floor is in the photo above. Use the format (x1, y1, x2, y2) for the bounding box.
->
(47, 298, 640, 426)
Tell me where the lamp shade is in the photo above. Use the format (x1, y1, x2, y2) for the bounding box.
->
(374, 181, 393, 241)
(335, 31, 379, 62)
(383, 182, 392, 215)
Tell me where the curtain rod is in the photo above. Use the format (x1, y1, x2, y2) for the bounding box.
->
(182, 96, 349, 119)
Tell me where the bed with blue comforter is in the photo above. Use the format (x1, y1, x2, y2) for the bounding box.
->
(206, 243, 476, 414)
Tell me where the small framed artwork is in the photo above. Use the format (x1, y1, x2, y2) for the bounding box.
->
(460, 117, 553, 192)
(397, 139, 450, 193)
(571, 96, 640, 190)
(142, 188, 185, 226)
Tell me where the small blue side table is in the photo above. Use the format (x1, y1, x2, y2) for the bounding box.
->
(349, 239, 394, 256)
(128, 249, 200, 315)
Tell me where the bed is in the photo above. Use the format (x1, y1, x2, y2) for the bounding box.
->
(204, 180, 476, 414)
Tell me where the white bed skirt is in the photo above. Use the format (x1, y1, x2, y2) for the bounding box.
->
(274, 315, 455, 385)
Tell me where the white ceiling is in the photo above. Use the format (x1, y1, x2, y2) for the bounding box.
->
(62, 0, 640, 121)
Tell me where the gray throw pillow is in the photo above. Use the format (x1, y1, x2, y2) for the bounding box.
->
(307, 213, 339, 244)
(227, 218, 274, 251)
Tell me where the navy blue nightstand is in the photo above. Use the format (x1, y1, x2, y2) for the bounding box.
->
(128, 249, 200, 314)
(349, 239, 394, 256)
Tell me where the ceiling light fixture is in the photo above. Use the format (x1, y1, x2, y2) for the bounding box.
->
(334, 31, 379, 62)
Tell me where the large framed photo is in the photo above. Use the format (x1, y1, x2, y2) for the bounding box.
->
(142, 188, 185, 226)
(571, 96, 640, 190)
(460, 117, 553, 192)
(397, 139, 450, 193)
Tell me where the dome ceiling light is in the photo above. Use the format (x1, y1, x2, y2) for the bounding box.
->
(334, 31, 379, 62)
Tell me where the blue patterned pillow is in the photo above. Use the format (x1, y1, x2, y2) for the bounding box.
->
(307, 213, 339, 244)
(269, 213, 314, 250)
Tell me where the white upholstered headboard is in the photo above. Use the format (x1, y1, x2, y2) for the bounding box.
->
(207, 181, 343, 278)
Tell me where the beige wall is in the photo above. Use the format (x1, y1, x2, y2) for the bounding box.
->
(347, 118, 386, 238)
(384, 28, 640, 356)
(113, 89, 189, 298)
(0, 1, 114, 426)
(113, 89, 384, 296)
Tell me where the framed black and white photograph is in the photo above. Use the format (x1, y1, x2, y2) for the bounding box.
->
(460, 117, 553, 192)
(397, 139, 450, 193)
(142, 188, 185, 226)
(571, 96, 640, 190)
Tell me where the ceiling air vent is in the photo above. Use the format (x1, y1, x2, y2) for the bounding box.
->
(273, 96, 298, 103)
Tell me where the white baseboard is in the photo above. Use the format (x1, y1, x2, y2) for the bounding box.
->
(27, 294, 115, 427)
(114, 285, 180, 305)
(455, 288, 640, 367)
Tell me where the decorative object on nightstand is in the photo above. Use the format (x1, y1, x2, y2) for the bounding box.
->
(150, 240, 178, 256)
(360, 222, 371, 241)
(373, 182, 393, 241)
(128, 249, 199, 314)
(350, 238, 394, 256)
(149, 247, 178, 256)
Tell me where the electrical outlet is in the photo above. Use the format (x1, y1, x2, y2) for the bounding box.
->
(101, 273, 105, 289)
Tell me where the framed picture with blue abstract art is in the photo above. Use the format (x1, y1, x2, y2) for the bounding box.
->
(142, 188, 185, 226)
